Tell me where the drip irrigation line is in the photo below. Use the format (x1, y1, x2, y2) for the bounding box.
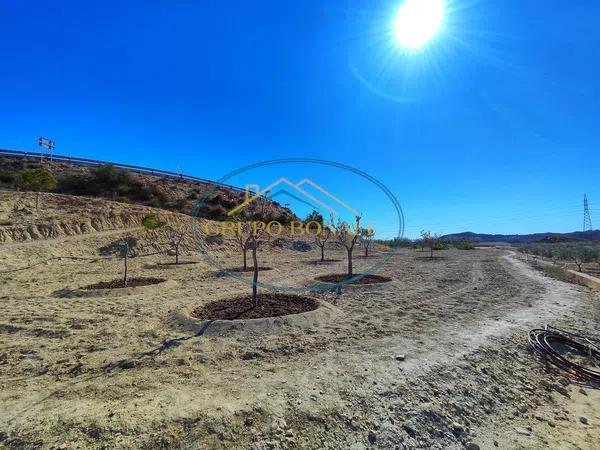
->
(528, 325, 600, 384)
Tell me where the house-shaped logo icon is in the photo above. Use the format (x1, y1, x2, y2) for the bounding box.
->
(227, 177, 361, 221)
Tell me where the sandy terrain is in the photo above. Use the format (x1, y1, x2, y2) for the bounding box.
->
(1, 194, 599, 449)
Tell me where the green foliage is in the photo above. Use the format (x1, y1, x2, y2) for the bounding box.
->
(305, 210, 324, 225)
(449, 238, 477, 250)
(388, 237, 413, 248)
(432, 240, 449, 251)
(16, 168, 56, 192)
(520, 243, 600, 272)
(57, 164, 167, 206)
(141, 214, 167, 231)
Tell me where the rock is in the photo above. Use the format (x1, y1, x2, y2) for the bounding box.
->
(244, 418, 253, 427)
(292, 240, 311, 252)
(580, 416, 589, 425)
(465, 443, 480, 450)
(170, 358, 189, 367)
(493, 441, 499, 447)
(515, 428, 531, 436)
(195, 355, 209, 364)
(395, 355, 406, 361)
(403, 422, 417, 437)
(451, 423, 465, 437)
(368, 430, 377, 444)
(120, 360, 136, 369)
(579, 388, 588, 396)
(241, 351, 260, 361)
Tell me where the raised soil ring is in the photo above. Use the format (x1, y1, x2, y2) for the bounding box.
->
(192, 293, 318, 320)
(314, 273, 392, 285)
(169, 294, 342, 336)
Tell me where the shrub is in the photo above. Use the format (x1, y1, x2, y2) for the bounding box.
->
(452, 239, 476, 250)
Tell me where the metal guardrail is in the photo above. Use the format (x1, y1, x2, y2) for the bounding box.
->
(0, 148, 245, 193)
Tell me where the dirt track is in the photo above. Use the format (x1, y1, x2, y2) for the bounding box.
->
(1, 223, 599, 449)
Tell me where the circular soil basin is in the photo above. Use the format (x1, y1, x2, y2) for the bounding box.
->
(314, 273, 392, 285)
(305, 259, 342, 265)
(83, 277, 166, 290)
(169, 295, 341, 336)
(191, 293, 318, 320)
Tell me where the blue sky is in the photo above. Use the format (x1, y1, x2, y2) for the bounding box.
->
(1, 0, 599, 238)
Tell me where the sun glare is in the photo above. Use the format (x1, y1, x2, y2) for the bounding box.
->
(394, 0, 444, 49)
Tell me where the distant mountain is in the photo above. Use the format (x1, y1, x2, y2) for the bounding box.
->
(442, 230, 600, 244)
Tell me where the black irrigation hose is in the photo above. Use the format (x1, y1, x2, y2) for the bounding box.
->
(528, 325, 600, 384)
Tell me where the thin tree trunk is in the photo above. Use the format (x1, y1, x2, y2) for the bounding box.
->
(243, 249, 247, 272)
(123, 242, 129, 287)
(430, 246, 433, 258)
(364, 245, 368, 257)
(347, 248, 353, 277)
(320, 245, 325, 261)
(251, 247, 259, 307)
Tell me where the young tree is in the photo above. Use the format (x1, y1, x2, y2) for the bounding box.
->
(16, 168, 57, 211)
(420, 230, 447, 258)
(246, 198, 271, 306)
(555, 245, 596, 272)
(333, 215, 361, 277)
(229, 214, 252, 271)
(166, 222, 187, 265)
(314, 224, 332, 262)
(360, 227, 375, 257)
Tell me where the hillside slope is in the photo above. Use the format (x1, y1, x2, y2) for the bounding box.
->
(0, 155, 295, 223)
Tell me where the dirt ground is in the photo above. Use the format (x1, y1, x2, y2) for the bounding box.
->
(1, 198, 599, 449)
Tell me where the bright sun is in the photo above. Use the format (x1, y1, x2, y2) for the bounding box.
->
(394, 0, 444, 49)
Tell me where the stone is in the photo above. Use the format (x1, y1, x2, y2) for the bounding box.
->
(368, 430, 377, 444)
(395, 355, 406, 361)
(465, 443, 480, 450)
(292, 240, 311, 252)
(580, 416, 588, 425)
(515, 428, 531, 436)
(241, 352, 260, 361)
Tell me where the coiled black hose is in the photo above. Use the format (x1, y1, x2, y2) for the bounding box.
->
(528, 326, 600, 384)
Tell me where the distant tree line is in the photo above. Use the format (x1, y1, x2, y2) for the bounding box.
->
(519, 243, 600, 272)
